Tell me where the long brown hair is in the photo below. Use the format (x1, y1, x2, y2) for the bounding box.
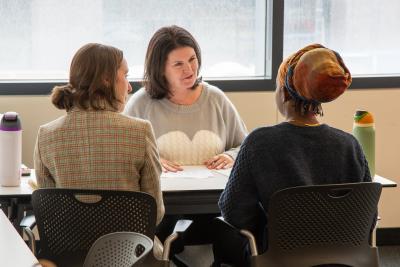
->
(143, 25, 202, 99)
(51, 43, 123, 111)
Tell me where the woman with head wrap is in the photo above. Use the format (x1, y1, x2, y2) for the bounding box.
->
(213, 44, 372, 266)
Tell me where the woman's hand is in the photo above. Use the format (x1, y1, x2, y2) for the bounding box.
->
(204, 154, 234, 170)
(160, 158, 183, 172)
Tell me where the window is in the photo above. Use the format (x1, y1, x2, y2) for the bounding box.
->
(0, 0, 399, 95)
(284, 0, 400, 77)
(0, 0, 268, 82)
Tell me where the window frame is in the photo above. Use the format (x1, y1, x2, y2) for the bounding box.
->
(0, 0, 399, 96)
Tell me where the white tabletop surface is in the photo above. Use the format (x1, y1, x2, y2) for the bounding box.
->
(160, 165, 229, 191)
(0, 167, 396, 196)
(373, 174, 397, 187)
(0, 166, 229, 195)
(0, 210, 39, 267)
(0, 176, 36, 196)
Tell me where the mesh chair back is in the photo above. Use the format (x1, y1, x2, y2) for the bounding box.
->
(262, 182, 382, 267)
(31, 188, 157, 264)
(83, 232, 153, 267)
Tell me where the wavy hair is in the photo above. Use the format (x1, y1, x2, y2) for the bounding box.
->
(51, 43, 123, 111)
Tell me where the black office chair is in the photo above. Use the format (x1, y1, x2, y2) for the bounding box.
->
(240, 182, 382, 267)
(21, 188, 189, 267)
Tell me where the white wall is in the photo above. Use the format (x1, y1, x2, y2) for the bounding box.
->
(1, 88, 399, 227)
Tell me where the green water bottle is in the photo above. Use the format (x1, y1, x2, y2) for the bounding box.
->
(353, 110, 375, 177)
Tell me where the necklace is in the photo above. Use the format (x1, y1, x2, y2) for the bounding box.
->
(288, 120, 321, 127)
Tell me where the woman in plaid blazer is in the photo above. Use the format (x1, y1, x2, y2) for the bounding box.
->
(34, 43, 165, 224)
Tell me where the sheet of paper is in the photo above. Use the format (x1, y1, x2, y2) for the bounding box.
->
(161, 165, 214, 179)
(211, 168, 232, 178)
(161, 165, 233, 180)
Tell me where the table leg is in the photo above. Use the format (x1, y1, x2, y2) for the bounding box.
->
(372, 216, 381, 247)
(372, 226, 377, 247)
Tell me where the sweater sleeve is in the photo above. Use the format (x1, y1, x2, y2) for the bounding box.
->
(220, 93, 248, 160)
(140, 121, 165, 224)
(218, 140, 261, 232)
(34, 128, 56, 188)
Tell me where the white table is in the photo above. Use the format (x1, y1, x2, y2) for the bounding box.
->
(0, 210, 38, 267)
(0, 167, 229, 218)
(0, 168, 397, 219)
(0, 168, 394, 263)
(373, 174, 397, 187)
(0, 168, 396, 196)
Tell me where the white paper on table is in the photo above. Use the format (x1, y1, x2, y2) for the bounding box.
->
(211, 168, 232, 178)
(160, 165, 231, 191)
(161, 165, 214, 179)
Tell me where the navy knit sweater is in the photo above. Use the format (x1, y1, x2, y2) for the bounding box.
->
(219, 122, 371, 247)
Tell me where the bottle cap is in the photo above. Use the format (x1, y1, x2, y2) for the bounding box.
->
(354, 110, 374, 124)
(0, 111, 22, 131)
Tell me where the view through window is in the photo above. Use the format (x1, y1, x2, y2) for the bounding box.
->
(284, 0, 400, 76)
(0, 0, 267, 81)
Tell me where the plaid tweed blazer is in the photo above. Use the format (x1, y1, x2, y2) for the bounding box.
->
(34, 108, 164, 223)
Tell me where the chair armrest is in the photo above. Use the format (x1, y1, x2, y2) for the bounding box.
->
(162, 219, 193, 260)
(20, 214, 37, 254)
(213, 217, 259, 256)
(20, 214, 36, 229)
(239, 229, 258, 256)
(172, 219, 192, 233)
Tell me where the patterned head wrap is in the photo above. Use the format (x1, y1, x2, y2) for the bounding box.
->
(282, 44, 352, 104)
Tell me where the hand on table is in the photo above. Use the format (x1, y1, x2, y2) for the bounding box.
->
(160, 158, 183, 172)
(204, 154, 234, 170)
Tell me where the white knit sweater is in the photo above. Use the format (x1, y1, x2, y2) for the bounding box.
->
(123, 82, 247, 165)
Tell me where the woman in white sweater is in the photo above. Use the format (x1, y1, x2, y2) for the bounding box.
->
(123, 25, 248, 265)
(124, 25, 247, 172)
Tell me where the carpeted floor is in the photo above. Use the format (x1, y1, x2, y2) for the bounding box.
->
(379, 246, 400, 267)
(170, 245, 400, 267)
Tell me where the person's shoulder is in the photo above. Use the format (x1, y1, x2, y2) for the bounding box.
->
(115, 112, 151, 129)
(202, 82, 235, 110)
(249, 124, 280, 136)
(37, 115, 72, 145)
(113, 113, 154, 140)
(129, 87, 152, 103)
(203, 82, 226, 99)
(39, 115, 67, 134)
(243, 124, 281, 145)
(124, 87, 154, 116)
(324, 124, 358, 142)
